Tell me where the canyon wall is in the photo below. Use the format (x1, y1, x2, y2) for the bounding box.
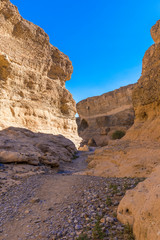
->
(0, 0, 79, 143)
(77, 84, 135, 146)
(84, 20, 160, 239)
(0, 0, 79, 165)
(117, 165, 160, 240)
(84, 20, 160, 178)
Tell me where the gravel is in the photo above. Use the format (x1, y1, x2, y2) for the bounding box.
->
(0, 151, 144, 240)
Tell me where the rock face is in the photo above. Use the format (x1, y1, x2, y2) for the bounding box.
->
(77, 85, 135, 146)
(84, 20, 160, 240)
(117, 166, 160, 240)
(0, 0, 80, 166)
(86, 140, 160, 178)
(0, 0, 79, 146)
(0, 127, 76, 166)
(84, 20, 160, 178)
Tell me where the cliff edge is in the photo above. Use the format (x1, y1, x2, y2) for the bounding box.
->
(0, 0, 80, 166)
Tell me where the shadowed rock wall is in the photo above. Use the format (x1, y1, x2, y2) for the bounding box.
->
(77, 85, 135, 146)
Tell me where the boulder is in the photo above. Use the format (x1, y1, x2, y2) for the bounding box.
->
(88, 138, 97, 147)
(117, 166, 160, 240)
(0, 127, 76, 166)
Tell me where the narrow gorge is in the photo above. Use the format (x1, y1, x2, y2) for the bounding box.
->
(0, 1, 160, 240)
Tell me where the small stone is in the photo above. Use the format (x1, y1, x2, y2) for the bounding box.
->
(75, 225, 82, 230)
(24, 210, 29, 214)
(34, 220, 41, 223)
(70, 232, 76, 236)
(30, 198, 40, 204)
(100, 218, 106, 224)
(76, 230, 82, 236)
(48, 207, 54, 211)
(113, 201, 119, 206)
(106, 217, 114, 223)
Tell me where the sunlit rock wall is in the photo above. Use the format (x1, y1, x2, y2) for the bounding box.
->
(0, 0, 80, 146)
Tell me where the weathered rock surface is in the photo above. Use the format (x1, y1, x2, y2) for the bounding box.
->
(0, 0, 80, 148)
(77, 84, 135, 146)
(85, 140, 160, 177)
(117, 166, 160, 240)
(84, 20, 160, 240)
(84, 20, 160, 177)
(0, 127, 76, 166)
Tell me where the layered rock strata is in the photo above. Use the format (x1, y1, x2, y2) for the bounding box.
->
(0, 0, 79, 146)
(77, 85, 135, 146)
(84, 20, 160, 239)
(0, 0, 80, 165)
(84, 20, 160, 178)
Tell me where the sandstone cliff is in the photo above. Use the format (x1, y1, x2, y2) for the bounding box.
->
(77, 84, 135, 146)
(83, 20, 160, 239)
(0, 0, 79, 142)
(118, 166, 160, 240)
(0, 0, 79, 165)
(84, 20, 160, 178)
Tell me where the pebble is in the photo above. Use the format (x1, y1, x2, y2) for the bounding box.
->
(75, 224, 82, 230)
(100, 217, 106, 223)
(106, 216, 114, 223)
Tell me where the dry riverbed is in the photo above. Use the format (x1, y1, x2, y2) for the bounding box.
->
(0, 151, 144, 240)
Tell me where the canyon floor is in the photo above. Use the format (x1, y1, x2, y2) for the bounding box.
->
(0, 151, 144, 240)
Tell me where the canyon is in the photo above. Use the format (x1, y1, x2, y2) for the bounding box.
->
(77, 84, 135, 146)
(82, 20, 160, 240)
(0, 0, 160, 240)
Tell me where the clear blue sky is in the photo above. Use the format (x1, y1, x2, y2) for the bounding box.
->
(11, 0, 160, 102)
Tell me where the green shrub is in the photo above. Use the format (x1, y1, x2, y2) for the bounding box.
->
(124, 223, 135, 240)
(112, 130, 125, 140)
(76, 233, 89, 240)
(92, 216, 105, 239)
(106, 197, 112, 206)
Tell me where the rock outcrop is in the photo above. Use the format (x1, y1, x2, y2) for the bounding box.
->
(84, 20, 160, 240)
(84, 20, 160, 178)
(117, 166, 160, 240)
(0, 127, 76, 166)
(0, 0, 80, 165)
(85, 140, 160, 178)
(0, 0, 79, 145)
(77, 84, 135, 146)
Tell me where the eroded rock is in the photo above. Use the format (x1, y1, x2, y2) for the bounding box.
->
(117, 166, 160, 240)
(84, 20, 160, 178)
(83, 20, 160, 240)
(77, 85, 135, 146)
(0, 127, 76, 166)
(0, 0, 80, 148)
